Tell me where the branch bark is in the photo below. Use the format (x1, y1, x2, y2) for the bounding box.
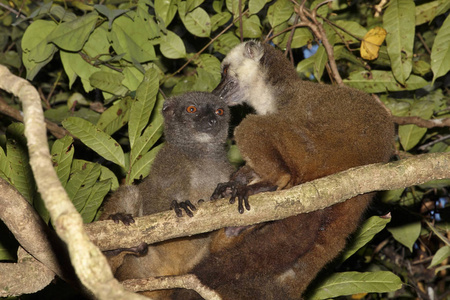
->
(0, 65, 147, 300)
(85, 152, 450, 251)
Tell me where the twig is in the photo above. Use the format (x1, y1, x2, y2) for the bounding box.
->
(392, 116, 450, 128)
(416, 32, 432, 55)
(418, 135, 450, 151)
(0, 3, 27, 19)
(0, 96, 70, 139)
(238, 0, 244, 43)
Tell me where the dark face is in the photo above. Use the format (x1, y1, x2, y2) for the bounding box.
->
(163, 92, 230, 144)
(212, 64, 246, 106)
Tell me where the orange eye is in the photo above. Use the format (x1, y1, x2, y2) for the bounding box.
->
(186, 105, 197, 113)
(215, 108, 224, 116)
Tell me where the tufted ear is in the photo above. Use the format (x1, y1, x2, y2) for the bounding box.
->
(244, 40, 264, 61)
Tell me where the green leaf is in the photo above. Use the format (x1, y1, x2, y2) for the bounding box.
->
(66, 162, 101, 212)
(383, 0, 415, 84)
(308, 271, 403, 299)
(110, 13, 157, 63)
(6, 123, 35, 203)
(193, 54, 222, 84)
(89, 71, 128, 96)
(0, 146, 12, 184)
(155, 0, 178, 26)
(213, 32, 241, 55)
(94, 5, 129, 29)
(415, 0, 446, 25)
(289, 28, 313, 49)
(236, 15, 262, 38)
(267, 0, 293, 28)
(129, 68, 160, 148)
(60, 51, 96, 92)
(183, 7, 211, 37)
(129, 95, 164, 169)
(50, 135, 74, 188)
(100, 166, 119, 191)
(339, 216, 391, 262)
(344, 70, 428, 93)
(249, 0, 268, 14)
(47, 13, 98, 51)
(129, 143, 164, 182)
(160, 30, 187, 59)
(398, 125, 427, 151)
(122, 67, 145, 91)
(62, 117, 125, 168)
(429, 246, 450, 268)
(226, 0, 246, 15)
(334, 20, 367, 44)
(313, 45, 328, 82)
(431, 14, 450, 84)
(398, 98, 434, 150)
(21, 20, 57, 80)
(80, 179, 111, 223)
(211, 11, 232, 32)
(388, 221, 421, 252)
(97, 97, 132, 136)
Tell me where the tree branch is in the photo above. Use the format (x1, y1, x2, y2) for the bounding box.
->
(0, 247, 55, 297)
(0, 65, 147, 300)
(85, 152, 450, 251)
(392, 115, 450, 128)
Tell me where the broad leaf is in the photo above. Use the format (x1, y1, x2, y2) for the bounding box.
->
(80, 179, 111, 223)
(155, 0, 178, 26)
(249, 0, 268, 14)
(431, 14, 450, 84)
(308, 271, 402, 299)
(89, 71, 128, 96)
(429, 246, 450, 268)
(183, 7, 211, 37)
(129, 68, 160, 148)
(62, 117, 125, 168)
(383, 0, 415, 84)
(339, 216, 391, 262)
(50, 135, 74, 187)
(160, 30, 187, 59)
(94, 5, 128, 29)
(97, 97, 132, 136)
(66, 162, 101, 212)
(6, 123, 35, 203)
(47, 13, 98, 51)
(21, 20, 57, 80)
(388, 221, 421, 252)
(267, 0, 293, 28)
(129, 143, 164, 182)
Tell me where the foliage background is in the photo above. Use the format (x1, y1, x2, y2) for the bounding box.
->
(0, 0, 449, 299)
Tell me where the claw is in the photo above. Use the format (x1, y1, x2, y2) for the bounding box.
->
(171, 200, 197, 217)
(109, 213, 135, 225)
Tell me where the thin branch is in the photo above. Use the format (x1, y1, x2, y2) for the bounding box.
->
(0, 3, 27, 19)
(392, 116, 450, 128)
(238, 0, 244, 43)
(418, 135, 450, 151)
(0, 96, 71, 139)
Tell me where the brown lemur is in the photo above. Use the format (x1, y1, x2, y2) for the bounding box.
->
(178, 41, 395, 300)
(99, 91, 234, 298)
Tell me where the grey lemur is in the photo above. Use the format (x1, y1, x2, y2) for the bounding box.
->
(177, 41, 395, 300)
(100, 91, 233, 298)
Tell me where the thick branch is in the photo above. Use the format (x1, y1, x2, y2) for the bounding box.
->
(122, 275, 221, 300)
(85, 152, 450, 251)
(0, 248, 55, 297)
(0, 65, 146, 300)
(0, 178, 66, 279)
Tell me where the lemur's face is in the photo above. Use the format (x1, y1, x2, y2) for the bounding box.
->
(213, 41, 264, 107)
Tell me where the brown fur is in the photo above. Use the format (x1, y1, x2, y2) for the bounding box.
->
(181, 42, 395, 299)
